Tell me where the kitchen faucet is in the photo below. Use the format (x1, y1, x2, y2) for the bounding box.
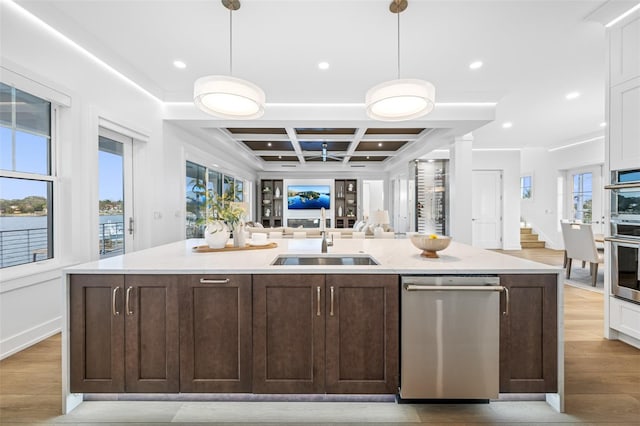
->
(320, 208, 331, 253)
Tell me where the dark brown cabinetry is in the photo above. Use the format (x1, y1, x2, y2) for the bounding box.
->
(499, 274, 557, 393)
(325, 274, 399, 394)
(259, 179, 284, 227)
(252, 274, 325, 393)
(334, 179, 357, 228)
(179, 275, 252, 392)
(70, 274, 179, 393)
(252, 274, 399, 394)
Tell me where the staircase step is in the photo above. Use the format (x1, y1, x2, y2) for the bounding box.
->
(521, 233, 540, 241)
(521, 241, 546, 248)
(520, 227, 533, 234)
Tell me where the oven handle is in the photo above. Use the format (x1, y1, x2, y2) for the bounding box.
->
(605, 183, 640, 190)
(605, 237, 640, 246)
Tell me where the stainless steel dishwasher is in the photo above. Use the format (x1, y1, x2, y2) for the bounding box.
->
(400, 275, 508, 401)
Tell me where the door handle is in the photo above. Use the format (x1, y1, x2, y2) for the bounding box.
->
(126, 286, 134, 315)
(128, 217, 134, 235)
(199, 278, 230, 284)
(112, 286, 120, 316)
(316, 286, 321, 316)
(330, 286, 335, 316)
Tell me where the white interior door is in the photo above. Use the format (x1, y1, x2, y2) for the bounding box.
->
(565, 165, 604, 235)
(472, 170, 503, 249)
(98, 127, 134, 258)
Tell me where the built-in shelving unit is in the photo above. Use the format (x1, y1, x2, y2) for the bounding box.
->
(259, 180, 283, 227)
(334, 179, 357, 228)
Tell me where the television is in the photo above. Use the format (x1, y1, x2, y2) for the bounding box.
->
(287, 185, 331, 210)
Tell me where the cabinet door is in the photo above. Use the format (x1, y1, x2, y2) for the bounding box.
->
(253, 275, 325, 393)
(325, 275, 399, 394)
(124, 275, 179, 392)
(70, 274, 125, 393)
(179, 275, 252, 392)
(610, 76, 640, 171)
(499, 274, 558, 393)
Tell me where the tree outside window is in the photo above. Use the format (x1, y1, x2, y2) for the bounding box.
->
(572, 173, 592, 223)
(520, 175, 532, 199)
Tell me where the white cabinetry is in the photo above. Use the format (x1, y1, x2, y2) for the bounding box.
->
(609, 76, 640, 170)
(610, 297, 640, 345)
(608, 11, 640, 172)
(609, 15, 640, 87)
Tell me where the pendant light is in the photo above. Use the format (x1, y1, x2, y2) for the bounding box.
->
(194, 0, 265, 119)
(365, 0, 435, 121)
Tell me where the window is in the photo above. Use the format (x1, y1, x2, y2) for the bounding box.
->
(0, 83, 53, 268)
(572, 172, 592, 222)
(185, 161, 245, 238)
(520, 175, 532, 199)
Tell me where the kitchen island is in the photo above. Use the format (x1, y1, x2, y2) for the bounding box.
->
(62, 238, 564, 413)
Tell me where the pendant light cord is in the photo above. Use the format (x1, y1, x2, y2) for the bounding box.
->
(229, 7, 233, 75)
(397, 7, 400, 80)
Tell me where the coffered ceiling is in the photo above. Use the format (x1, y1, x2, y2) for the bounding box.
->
(225, 127, 424, 165)
(9, 0, 610, 173)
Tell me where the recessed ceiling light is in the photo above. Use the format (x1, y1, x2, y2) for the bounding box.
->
(502, 122, 513, 129)
(318, 61, 330, 70)
(600, 122, 607, 127)
(366, 156, 370, 159)
(378, 142, 383, 147)
(173, 60, 186, 69)
(565, 91, 580, 100)
(267, 142, 272, 147)
(278, 155, 282, 159)
(469, 61, 483, 70)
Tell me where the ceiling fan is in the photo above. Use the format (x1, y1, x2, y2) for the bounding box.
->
(307, 142, 348, 162)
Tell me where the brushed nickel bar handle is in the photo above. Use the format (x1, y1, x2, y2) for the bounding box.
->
(605, 183, 640, 190)
(404, 285, 506, 292)
(330, 286, 335, 316)
(112, 286, 120, 316)
(605, 237, 640, 246)
(502, 287, 509, 316)
(126, 286, 133, 316)
(199, 278, 231, 284)
(317, 286, 321, 316)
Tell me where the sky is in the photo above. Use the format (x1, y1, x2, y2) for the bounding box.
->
(1, 128, 123, 201)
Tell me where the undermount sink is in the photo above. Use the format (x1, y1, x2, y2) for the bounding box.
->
(271, 254, 379, 266)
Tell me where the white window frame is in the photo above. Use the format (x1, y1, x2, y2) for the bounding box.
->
(0, 79, 61, 279)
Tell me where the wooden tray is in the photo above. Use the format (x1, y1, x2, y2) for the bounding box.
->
(192, 242, 278, 253)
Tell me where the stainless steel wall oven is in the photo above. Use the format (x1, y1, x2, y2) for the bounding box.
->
(606, 168, 640, 304)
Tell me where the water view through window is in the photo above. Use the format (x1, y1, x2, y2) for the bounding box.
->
(99, 137, 125, 258)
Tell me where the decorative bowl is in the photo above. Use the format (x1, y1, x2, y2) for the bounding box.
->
(410, 234, 451, 258)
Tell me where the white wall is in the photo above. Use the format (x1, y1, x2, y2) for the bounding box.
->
(0, 4, 256, 358)
(520, 138, 604, 249)
(472, 150, 522, 250)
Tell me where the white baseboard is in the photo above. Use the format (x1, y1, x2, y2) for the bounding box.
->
(0, 316, 61, 360)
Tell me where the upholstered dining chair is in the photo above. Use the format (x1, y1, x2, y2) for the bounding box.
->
(268, 231, 282, 239)
(560, 222, 604, 286)
(293, 231, 307, 239)
(351, 231, 366, 239)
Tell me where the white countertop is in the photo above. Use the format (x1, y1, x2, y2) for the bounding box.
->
(65, 238, 562, 275)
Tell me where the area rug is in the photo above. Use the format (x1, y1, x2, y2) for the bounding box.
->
(564, 264, 604, 293)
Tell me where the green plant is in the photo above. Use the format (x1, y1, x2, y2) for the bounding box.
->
(193, 181, 246, 230)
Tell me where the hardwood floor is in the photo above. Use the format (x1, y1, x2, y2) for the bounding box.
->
(1, 248, 639, 424)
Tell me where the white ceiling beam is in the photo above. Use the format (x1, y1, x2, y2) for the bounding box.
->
(342, 128, 367, 165)
(285, 127, 306, 164)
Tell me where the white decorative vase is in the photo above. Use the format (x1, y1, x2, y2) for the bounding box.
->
(275, 186, 280, 198)
(204, 221, 230, 248)
(232, 223, 247, 248)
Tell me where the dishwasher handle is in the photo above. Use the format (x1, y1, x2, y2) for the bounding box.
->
(404, 284, 509, 316)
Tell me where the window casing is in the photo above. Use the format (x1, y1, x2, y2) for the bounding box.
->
(0, 82, 54, 269)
